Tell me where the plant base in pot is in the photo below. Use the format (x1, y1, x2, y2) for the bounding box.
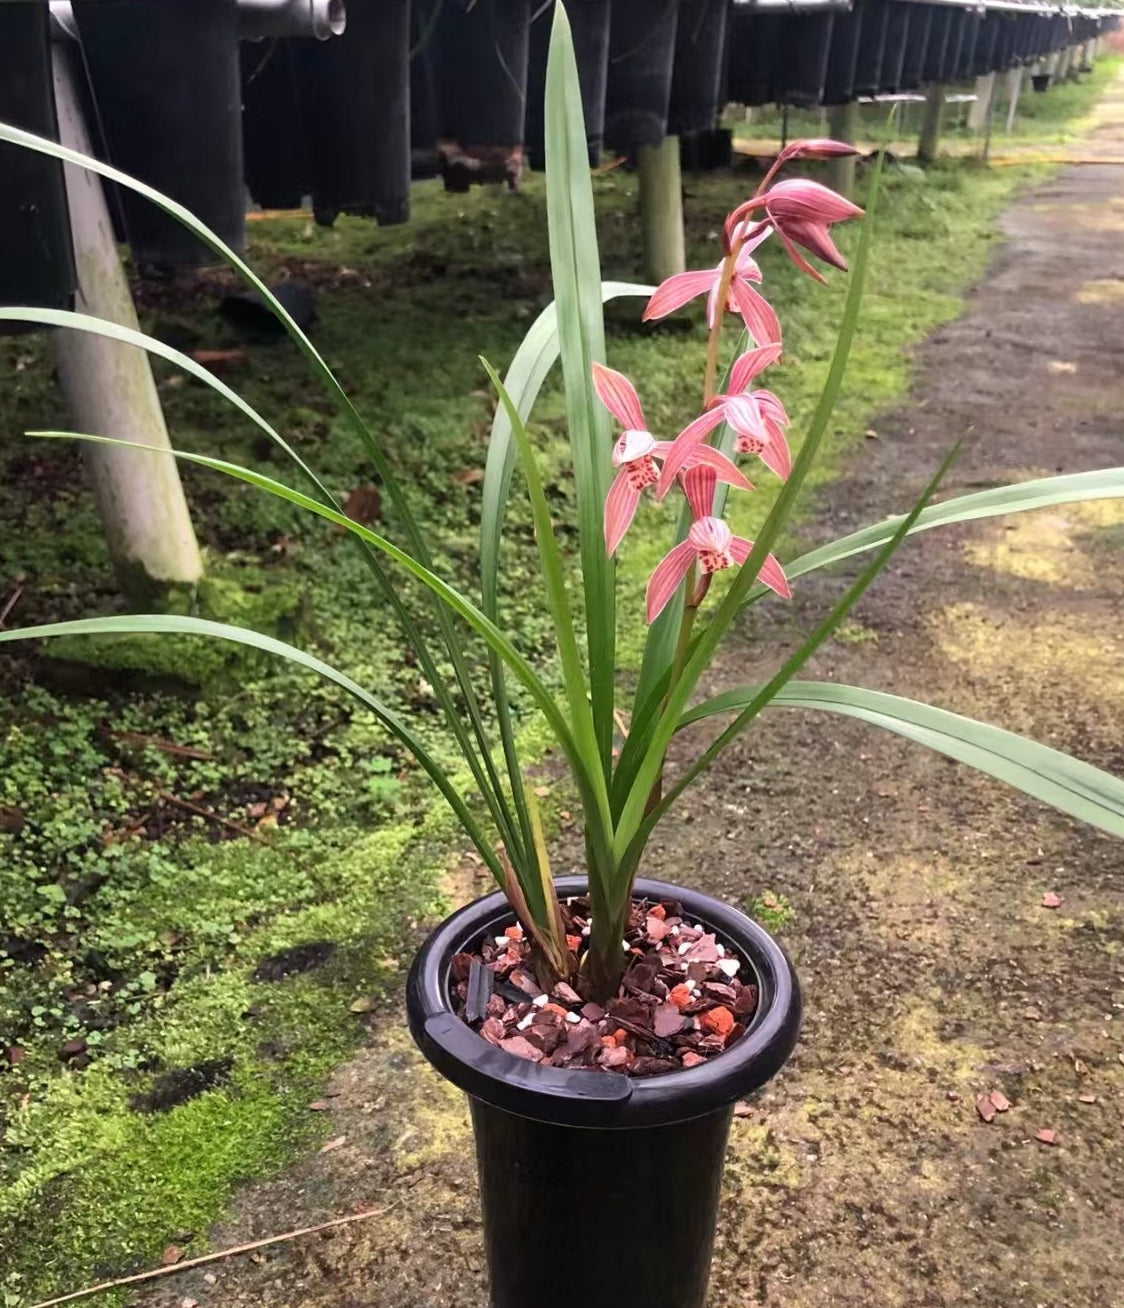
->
(407, 876, 802, 1308)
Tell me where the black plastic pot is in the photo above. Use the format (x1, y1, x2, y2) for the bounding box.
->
(0, 0, 76, 327)
(408, 875, 802, 1308)
(668, 0, 730, 134)
(970, 10, 1001, 78)
(822, 8, 864, 106)
(241, 40, 312, 211)
(879, 0, 911, 93)
(922, 5, 953, 84)
(852, 0, 890, 98)
(778, 12, 837, 107)
(526, 0, 612, 170)
(292, 0, 411, 226)
(604, 0, 679, 154)
(1032, 72, 1051, 93)
(724, 9, 784, 107)
(433, 0, 532, 147)
(899, 4, 932, 92)
(73, 0, 244, 268)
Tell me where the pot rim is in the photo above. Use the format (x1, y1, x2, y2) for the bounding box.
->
(407, 875, 802, 1128)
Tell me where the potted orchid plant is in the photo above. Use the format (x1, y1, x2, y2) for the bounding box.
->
(2, 6, 1124, 1305)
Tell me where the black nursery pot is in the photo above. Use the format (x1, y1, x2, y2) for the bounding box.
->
(407, 875, 802, 1308)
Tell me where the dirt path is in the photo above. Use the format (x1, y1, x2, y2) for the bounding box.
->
(136, 76, 1124, 1308)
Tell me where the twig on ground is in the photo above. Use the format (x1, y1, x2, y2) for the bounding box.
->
(154, 789, 264, 841)
(25, 1205, 391, 1308)
(0, 584, 24, 628)
(101, 729, 216, 761)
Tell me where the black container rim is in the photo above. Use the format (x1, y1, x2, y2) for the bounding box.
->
(407, 875, 802, 1129)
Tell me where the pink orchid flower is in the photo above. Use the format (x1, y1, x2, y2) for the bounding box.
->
(592, 363, 753, 555)
(655, 344, 791, 496)
(727, 178, 863, 285)
(646, 466, 790, 623)
(641, 229, 781, 346)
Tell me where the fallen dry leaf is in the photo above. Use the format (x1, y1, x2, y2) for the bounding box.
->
(976, 1095, 997, 1123)
(1035, 1128, 1060, 1146)
(733, 1101, 754, 1118)
(453, 468, 485, 484)
(533, 785, 550, 798)
(1041, 891, 1064, 909)
(348, 995, 376, 1013)
(162, 1246, 185, 1266)
(319, 1135, 347, 1153)
(1078, 1094, 1097, 1104)
(308, 1100, 331, 1112)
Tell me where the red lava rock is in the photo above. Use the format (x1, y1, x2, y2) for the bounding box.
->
(508, 969, 543, 998)
(976, 1095, 998, 1123)
(1041, 891, 1064, 909)
(649, 903, 667, 920)
(989, 1089, 1012, 1113)
(551, 982, 582, 1006)
(683, 934, 721, 964)
(500, 1036, 544, 1063)
(631, 1057, 679, 1077)
(504, 925, 523, 941)
(668, 984, 694, 1010)
(681, 1051, 707, 1068)
(1035, 1128, 1060, 1146)
(565, 934, 582, 953)
(580, 1002, 605, 1023)
(451, 953, 475, 982)
(564, 1021, 600, 1059)
(598, 1044, 632, 1070)
(480, 1017, 506, 1046)
(700, 1007, 735, 1038)
(646, 915, 671, 943)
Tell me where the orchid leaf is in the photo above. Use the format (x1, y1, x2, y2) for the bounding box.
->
(544, 4, 616, 780)
(481, 281, 652, 866)
(680, 681, 1124, 839)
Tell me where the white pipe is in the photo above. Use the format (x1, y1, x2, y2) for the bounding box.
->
(50, 0, 346, 43)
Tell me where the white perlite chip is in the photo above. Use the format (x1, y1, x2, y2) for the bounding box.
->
(717, 958, 740, 977)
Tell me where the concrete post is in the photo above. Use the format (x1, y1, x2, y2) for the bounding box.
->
(967, 72, 996, 132)
(1004, 66, 1023, 134)
(51, 44, 204, 604)
(637, 135, 686, 285)
(917, 83, 945, 164)
(826, 101, 859, 198)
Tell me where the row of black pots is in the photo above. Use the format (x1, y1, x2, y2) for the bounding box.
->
(407, 875, 802, 1308)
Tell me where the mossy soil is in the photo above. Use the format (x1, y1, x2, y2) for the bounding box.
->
(0, 65, 1115, 1306)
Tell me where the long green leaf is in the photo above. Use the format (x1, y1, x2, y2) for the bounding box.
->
(5, 306, 523, 860)
(481, 281, 652, 868)
(0, 615, 510, 881)
(680, 680, 1124, 838)
(612, 146, 887, 867)
(544, 5, 616, 779)
(0, 116, 519, 870)
(27, 430, 590, 796)
(784, 466, 1124, 585)
(479, 359, 615, 902)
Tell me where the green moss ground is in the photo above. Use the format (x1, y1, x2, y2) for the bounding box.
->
(0, 64, 1115, 1305)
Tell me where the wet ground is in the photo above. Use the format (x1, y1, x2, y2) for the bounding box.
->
(137, 75, 1124, 1308)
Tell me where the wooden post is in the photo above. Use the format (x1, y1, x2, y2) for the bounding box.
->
(826, 101, 858, 197)
(1004, 67, 1023, 134)
(637, 135, 685, 285)
(51, 44, 204, 604)
(917, 83, 945, 164)
(967, 71, 996, 132)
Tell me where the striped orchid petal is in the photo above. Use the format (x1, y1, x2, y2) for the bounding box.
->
(591, 362, 646, 430)
(729, 536, 792, 598)
(655, 407, 726, 499)
(731, 280, 782, 347)
(642, 269, 720, 322)
(729, 343, 783, 394)
(650, 441, 754, 494)
(604, 470, 643, 556)
(646, 540, 696, 623)
(682, 465, 719, 520)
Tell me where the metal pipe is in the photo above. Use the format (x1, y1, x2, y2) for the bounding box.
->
(50, 0, 346, 42)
